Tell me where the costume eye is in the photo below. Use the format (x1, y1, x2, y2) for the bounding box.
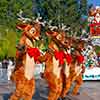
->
(29, 27, 35, 34)
(56, 34, 62, 40)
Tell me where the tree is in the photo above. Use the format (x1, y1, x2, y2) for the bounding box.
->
(65, 0, 81, 35)
(0, 0, 33, 59)
(0, 25, 17, 59)
(32, 0, 86, 36)
(0, 0, 33, 28)
(80, 0, 88, 15)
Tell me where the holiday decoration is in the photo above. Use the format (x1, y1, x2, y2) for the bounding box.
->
(88, 6, 100, 36)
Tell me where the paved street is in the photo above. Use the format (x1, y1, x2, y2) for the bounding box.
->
(0, 69, 100, 100)
(0, 79, 100, 100)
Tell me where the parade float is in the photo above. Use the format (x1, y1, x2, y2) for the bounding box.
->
(83, 6, 100, 80)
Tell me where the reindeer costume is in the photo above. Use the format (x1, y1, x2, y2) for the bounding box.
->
(71, 40, 85, 95)
(62, 39, 85, 98)
(61, 37, 73, 99)
(38, 29, 67, 100)
(10, 16, 43, 100)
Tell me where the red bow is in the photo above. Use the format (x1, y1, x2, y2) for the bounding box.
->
(54, 50, 65, 65)
(77, 55, 84, 64)
(65, 53, 72, 64)
(27, 48, 40, 62)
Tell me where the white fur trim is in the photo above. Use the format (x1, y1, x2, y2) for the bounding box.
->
(53, 57, 61, 78)
(25, 53, 35, 80)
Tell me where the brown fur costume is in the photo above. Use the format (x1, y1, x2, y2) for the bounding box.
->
(61, 39, 85, 98)
(10, 22, 41, 100)
(38, 30, 66, 100)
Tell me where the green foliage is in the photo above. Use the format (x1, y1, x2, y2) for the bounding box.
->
(80, 0, 88, 29)
(0, 25, 17, 59)
(95, 46, 100, 54)
(0, 0, 33, 59)
(0, 0, 33, 28)
(33, 0, 88, 35)
(80, 0, 88, 15)
(65, 0, 81, 33)
(0, 0, 90, 59)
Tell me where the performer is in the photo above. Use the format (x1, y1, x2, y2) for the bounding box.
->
(10, 19, 41, 100)
(38, 29, 66, 100)
(61, 37, 73, 99)
(71, 40, 85, 95)
(61, 39, 85, 99)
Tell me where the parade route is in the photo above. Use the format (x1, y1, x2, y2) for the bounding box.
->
(0, 79, 100, 100)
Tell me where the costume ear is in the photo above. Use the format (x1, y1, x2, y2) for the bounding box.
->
(16, 24, 32, 31)
(16, 24, 27, 30)
(46, 31, 58, 37)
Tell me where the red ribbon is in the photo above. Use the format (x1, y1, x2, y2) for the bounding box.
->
(27, 47, 40, 62)
(54, 50, 65, 65)
(65, 53, 72, 64)
(77, 55, 84, 64)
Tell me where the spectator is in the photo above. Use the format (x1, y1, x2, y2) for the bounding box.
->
(0, 62, 2, 68)
(2, 57, 9, 69)
(7, 59, 15, 81)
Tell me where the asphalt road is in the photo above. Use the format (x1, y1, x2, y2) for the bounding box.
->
(0, 69, 100, 100)
(0, 79, 100, 100)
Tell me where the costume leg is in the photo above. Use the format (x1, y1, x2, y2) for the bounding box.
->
(48, 77, 62, 100)
(10, 94, 20, 100)
(24, 95, 33, 100)
(23, 79, 35, 100)
(55, 78, 63, 100)
(61, 78, 71, 98)
(61, 70, 76, 98)
(72, 74, 83, 95)
(9, 84, 22, 100)
(48, 84, 62, 100)
(48, 89, 57, 100)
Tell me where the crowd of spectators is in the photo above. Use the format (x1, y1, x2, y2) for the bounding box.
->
(0, 57, 15, 69)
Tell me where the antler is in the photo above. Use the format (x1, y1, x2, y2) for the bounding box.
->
(17, 11, 46, 26)
(35, 13, 46, 26)
(60, 23, 70, 31)
(47, 20, 58, 31)
(50, 26, 58, 31)
(17, 10, 32, 23)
